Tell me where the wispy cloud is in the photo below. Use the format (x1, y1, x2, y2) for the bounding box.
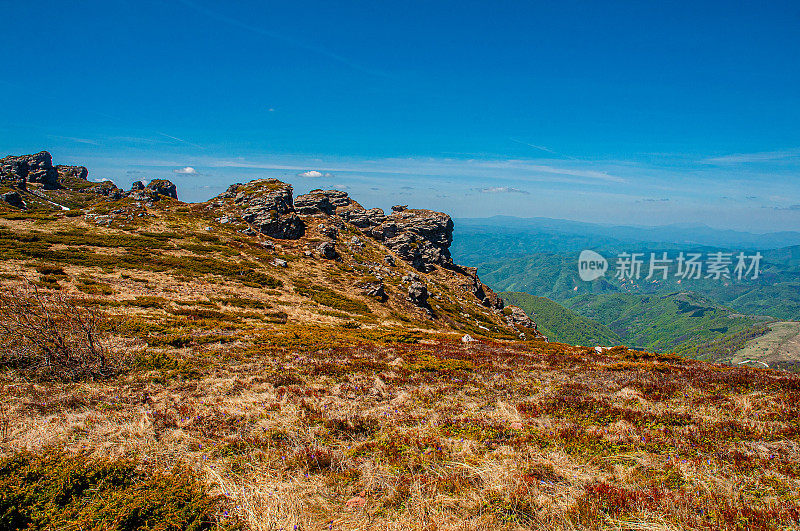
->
(156, 131, 205, 150)
(637, 197, 670, 203)
(478, 186, 530, 195)
(702, 147, 800, 164)
(47, 134, 100, 146)
(773, 204, 800, 211)
(509, 138, 577, 160)
(174, 0, 392, 79)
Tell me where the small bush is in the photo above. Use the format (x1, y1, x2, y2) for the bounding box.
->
(0, 284, 125, 380)
(0, 449, 231, 530)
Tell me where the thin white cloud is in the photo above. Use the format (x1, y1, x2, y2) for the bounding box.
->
(174, 166, 197, 174)
(479, 186, 530, 195)
(702, 147, 800, 164)
(297, 170, 333, 178)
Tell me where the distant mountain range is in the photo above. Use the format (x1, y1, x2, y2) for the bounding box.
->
(453, 216, 800, 363)
(453, 216, 800, 260)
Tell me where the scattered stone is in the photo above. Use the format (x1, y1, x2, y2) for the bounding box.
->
(350, 236, 364, 247)
(407, 282, 429, 307)
(317, 241, 337, 259)
(272, 258, 288, 268)
(318, 223, 338, 240)
(391, 204, 407, 212)
(402, 272, 420, 283)
(461, 334, 475, 343)
(384, 255, 395, 266)
(361, 281, 387, 301)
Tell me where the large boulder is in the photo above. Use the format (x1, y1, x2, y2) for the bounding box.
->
(85, 181, 124, 200)
(0, 151, 59, 189)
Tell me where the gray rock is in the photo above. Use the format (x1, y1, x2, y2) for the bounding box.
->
(391, 205, 407, 212)
(407, 281, 429, 307)
(1, 191, 24, 209)
(350, 236, 364, 247)
(504, 305, 547, 340)
(318, 223, 338, 240)
(127, 179, 178, 202)
(361, 281, 387, 301)
(402, 272, 420, 283)
(384, 255, 396, 266)
(317, 241, 337, 259)
(462, 266, 504, 309)
(339, 207, 387, 228)
(55, 164, 88, 182)
(220, 180, 306, 239)
(85, 180, 123, 200)
(0, 151, 59, 189)
(272, 258, 288, 268)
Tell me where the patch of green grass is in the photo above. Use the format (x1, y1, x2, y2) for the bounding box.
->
(292, 279, 370, 314)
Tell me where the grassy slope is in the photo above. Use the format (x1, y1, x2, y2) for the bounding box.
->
(1, 190, 800, 530)
(500, 291, 623, 346)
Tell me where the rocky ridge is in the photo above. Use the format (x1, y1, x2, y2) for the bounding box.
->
(0, 151, 544, 339)
(0, 151, 178, 210)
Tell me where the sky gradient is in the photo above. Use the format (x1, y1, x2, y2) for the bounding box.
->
(2, 0, 799, 231)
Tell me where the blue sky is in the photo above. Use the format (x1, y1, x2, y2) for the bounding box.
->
(2, 0, 800, 231)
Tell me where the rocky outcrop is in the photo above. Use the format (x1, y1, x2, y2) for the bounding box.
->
(407, 281, 433, 316)
(0, 151, 59, 189)
(214, 180, 305, 239)
(292, 189, 454, 272)
(505, 306, 547, 341)
(317, 241, 337, 259)
(460, 267, 504, 310)
(382, 209, 454, 271)
(85, 181, 124, 200)
(56, 165, 88, 182)
(127, 179, 178, 202)
(294, 189, 352, 215)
